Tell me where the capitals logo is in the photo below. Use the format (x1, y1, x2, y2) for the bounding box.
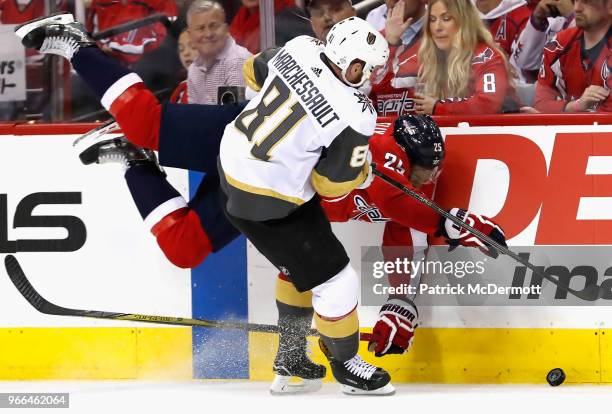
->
(376, 91, 416, 116)
(351, 195, 388, 222)
(472, 48, 494, 64)
(544, 39, 564, 54)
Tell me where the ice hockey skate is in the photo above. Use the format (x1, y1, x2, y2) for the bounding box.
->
(319, 338, 395, 396)
(14, 12, 94, 60)
(270, 337, 326, 395)
(75, 131, 163, 174)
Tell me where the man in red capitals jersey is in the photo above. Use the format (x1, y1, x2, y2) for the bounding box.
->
(86, 0, 178, 64)
(368, 0, 427, 117)
(475, 0, 531, 57)
(534, 0, 612, 113)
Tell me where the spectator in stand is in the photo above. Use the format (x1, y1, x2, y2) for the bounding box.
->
(0, 0, 67, 121)
(534, 0, 612, 113)
(0, 0, 64, 23)
(86, 0, 178, 65)
(511, 0, 575, 82)
(170, 29, 198, 104)
(414, 0, 519, 115)
(366, 1, 388, 31)
(475, 0, 531, 57)
(368, 0, 427, 116)
(305, 0, 355, 40)
(229, 0, 295, 53)
(186, 0, 251, 104)
(179, 27, 198, 72)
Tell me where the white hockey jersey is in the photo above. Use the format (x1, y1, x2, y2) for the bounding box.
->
(512, 14, 576, 72)
(219, 36, 376, 221)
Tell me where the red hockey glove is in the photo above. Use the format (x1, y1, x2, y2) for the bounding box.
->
(437, 208, 507, 258)
(368, 299, 418, 357)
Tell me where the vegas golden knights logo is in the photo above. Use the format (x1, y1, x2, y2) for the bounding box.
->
(367, 32, 376, 45)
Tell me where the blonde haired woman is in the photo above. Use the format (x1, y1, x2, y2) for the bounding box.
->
(414, 0, 518, 115)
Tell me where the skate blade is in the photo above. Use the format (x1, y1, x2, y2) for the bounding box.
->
(15, 13, 75, 39)
(73, 122, 121, 165)
(269, 375, 322, 395)
(72, 120, 119, 149)
(340, 383, 395, 396)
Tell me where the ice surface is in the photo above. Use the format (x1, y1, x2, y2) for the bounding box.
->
(0, 381, 611, 414)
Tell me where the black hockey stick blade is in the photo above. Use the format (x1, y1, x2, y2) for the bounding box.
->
(5, 254, 68, 315)
(371, 165, 603, 302)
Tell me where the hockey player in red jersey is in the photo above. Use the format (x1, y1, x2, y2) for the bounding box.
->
(413, 0, 519, 115)
(15, 13, 506, 396)
(534, 0, 612, 113)
(86, 0, 178, 64)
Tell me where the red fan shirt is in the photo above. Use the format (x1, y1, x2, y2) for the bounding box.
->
(86, 0, 178, 64)
(534, 26, 612, 113)
(483, 4, 531, 56)
(369, 35, 422, 117)
(433, 43, 518, 115)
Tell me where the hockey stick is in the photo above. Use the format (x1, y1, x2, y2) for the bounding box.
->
(5, 255, 285, 333)
(5, 255, 374, 340)
(92, 14, 173, 41)
(371, 165, 602, 301)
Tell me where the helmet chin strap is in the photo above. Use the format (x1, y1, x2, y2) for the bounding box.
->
(340, 66, 372, 88)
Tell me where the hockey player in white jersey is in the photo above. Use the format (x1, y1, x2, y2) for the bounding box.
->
(14, 12, 391, 395)
(218, 18, 394, 395)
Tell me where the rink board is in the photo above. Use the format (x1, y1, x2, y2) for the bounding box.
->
(0, 327, 192, 379)
(1, 115, 612, 382)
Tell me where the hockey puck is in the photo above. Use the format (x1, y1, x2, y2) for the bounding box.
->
(546, 368, 565, 386)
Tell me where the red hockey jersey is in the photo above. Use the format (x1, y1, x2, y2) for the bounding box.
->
(320, 121, 440, 248)
(86, 0, 178, 64)
(433, 43, 517, 115)
(483, 4, 531, 56)
(534, 27, 612, 113)
(369, 36, 422, 117)
(0, 0, 66, 23)
(1, 1, 66, 60)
